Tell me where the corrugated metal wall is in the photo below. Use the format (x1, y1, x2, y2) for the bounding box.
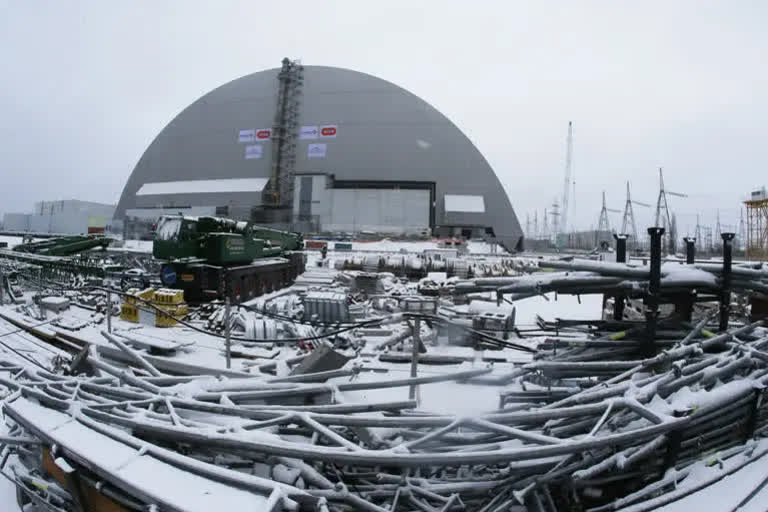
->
(326, 189, 429, 234)
(2, 213, 30, 231)
(3, 200, 116, 234)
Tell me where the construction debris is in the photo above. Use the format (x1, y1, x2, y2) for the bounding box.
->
(0, 236, 766, 511)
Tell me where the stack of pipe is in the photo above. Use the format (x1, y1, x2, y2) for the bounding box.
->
(1, 317, 768, 511)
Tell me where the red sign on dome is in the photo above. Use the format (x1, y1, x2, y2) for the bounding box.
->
(320, 125, 338, 138)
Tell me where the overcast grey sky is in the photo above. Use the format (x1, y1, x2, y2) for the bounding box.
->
(1, 1, 766, 234)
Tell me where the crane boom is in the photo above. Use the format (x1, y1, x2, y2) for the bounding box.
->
(560, 121, 573, 235)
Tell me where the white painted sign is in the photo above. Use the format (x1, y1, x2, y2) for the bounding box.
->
(319, 125, 338, 138)
(238, 129, 255, 143)
(255, 128, 272, 141)
(245, 144, 263, 160)
(307, 143, 327, 158)
(444, 194, 485, 213)
(300, 126, 319, 140)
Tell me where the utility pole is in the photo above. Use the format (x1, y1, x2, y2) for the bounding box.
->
(670, 213, 679, 254)
(714, 210, 723, 252)
(695, 214, 703, 251)
(560, 121, 574, 237)
(533, 211, 539, 240)
(738, 208, 746, 251)
(525, 213, 531, 239)
(551, 200, 560, 245)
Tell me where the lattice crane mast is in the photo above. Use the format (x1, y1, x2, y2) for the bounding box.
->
(265, 58, 304, 209)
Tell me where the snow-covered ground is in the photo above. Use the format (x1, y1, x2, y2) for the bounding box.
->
(3, 237, 768, 509)
(0, 236, 23, 249)
(652, 440, 768, 512)
(348, 238, 504, 254)
(117, 239, 153, 253)
(114, 238, 507, 255)
(0, 421, 19, 511)
(0, 478, 17, 512)
(467, 292, 604, 327)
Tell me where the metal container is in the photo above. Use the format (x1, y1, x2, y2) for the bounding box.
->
(303, 291, 349, 323)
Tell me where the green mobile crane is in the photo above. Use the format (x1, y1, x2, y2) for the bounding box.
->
(153, 215, 305, 302)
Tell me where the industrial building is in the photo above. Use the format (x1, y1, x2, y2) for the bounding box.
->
(114, 60, 524, 251)
(2, 199, 115, 235)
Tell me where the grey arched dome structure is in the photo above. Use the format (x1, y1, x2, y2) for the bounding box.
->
(115, 65, 524, 251)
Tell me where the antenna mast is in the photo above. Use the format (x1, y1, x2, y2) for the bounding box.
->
(560, 122, 573, 235)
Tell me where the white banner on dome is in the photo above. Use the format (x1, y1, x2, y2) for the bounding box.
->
(245, 144, 263, 159)
(307, 143, 327, 158)
(238, 129, 255, 143)
(299, 126, 319, 140)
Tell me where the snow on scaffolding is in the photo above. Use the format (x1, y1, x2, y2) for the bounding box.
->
(136, 178, 268, 196)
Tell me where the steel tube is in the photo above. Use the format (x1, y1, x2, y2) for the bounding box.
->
(193, 367, 492, 403)
(79, 405, 689, 466)
(101, 331, 162, 377)
(683, 237, 696, 265)
(646, 227, 664, 355)
(720, 233, 735, 331)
